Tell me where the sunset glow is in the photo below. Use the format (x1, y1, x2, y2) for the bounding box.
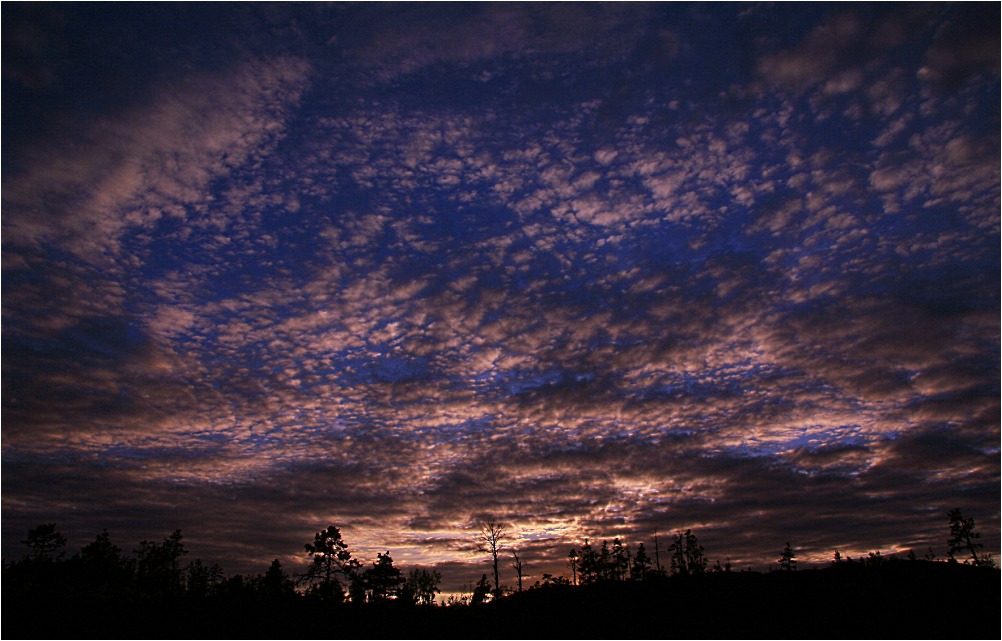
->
(2, 3, 998, 592)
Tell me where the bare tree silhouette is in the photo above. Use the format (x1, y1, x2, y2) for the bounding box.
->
(511, 550, 530, 592)
(652, 528, 663, 576)
(476, 518, 510, 598)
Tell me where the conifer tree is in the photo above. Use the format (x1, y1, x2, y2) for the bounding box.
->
(135, 529, 187, 597)
(75, 530, 129, 596)
(303, 525, 359, 600)
(685, 530, 706, 574)
(779, 542, 797, 571)
(612, 539, 629, 581)
(259, 559, 295, 598)
(577, 539, 599, 584)
(471, 573, 491, 604)
(359, 551, 403, 602)
(631, 542, 651, 580)
(670, 529, 705, 575)
(947, 508, 991, 566)
(21, 523, 67, 563)
(599, 540, 612, 580)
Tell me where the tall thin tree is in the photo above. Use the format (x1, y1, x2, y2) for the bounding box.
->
(476, 518, 510, 598)
(653, 528, 663, 575)
(510, 550, 529, 592)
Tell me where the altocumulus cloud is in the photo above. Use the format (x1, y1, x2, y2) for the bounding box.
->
(2, 3, 998, 591)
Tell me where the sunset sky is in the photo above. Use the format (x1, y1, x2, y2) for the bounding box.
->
(3, 3, 999, 592)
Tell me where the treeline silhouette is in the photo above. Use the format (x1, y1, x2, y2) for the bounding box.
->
(3, 510, 998, 638)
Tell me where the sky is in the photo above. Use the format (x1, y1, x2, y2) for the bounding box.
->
(2, 3, 999, 592)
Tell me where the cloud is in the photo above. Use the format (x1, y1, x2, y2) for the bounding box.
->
(757, 12, 867, 92)
(2, 4, 997, 592)
(918, 3, 1001, 90)
(341, 3, 655, 81)
(2, 55, 311, 261)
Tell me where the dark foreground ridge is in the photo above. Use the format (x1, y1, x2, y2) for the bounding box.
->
(4, 560, 998, 639)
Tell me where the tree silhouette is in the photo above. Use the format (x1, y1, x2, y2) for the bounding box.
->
(947, 508, 992, 566)
(511, 550, 528, 592)
(4, 517, 1001, 639)
(631, 542, 651, 580)
(577, 539, 599, 584)
(356, 551, 403, 602)
(258, 559, 295, 599)
(135, 529, 187, 597)
(185, 558, 224, 598)
(569, 538, 639, 582)
(670, 532, 684, 575)
(400, 568, 442, 605)
(75, 530, 130, 596)
(536, 573, 571, 587)
(471, 573, 491, 605)
(13, 523, 70, 598)
(21, 523, 66, 562)
(779, 542, 797, 571)
(611, 539, 629, 581)
(303, 524, 359, 601)
(599, 540, 613, 580)
(476, 518, 510, 599)
(652, 528, 664, 576)
(77, 530, 123, 567)
(670, 530, 706, 575)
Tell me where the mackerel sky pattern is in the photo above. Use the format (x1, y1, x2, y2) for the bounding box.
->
(2, 3, 999, 589)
